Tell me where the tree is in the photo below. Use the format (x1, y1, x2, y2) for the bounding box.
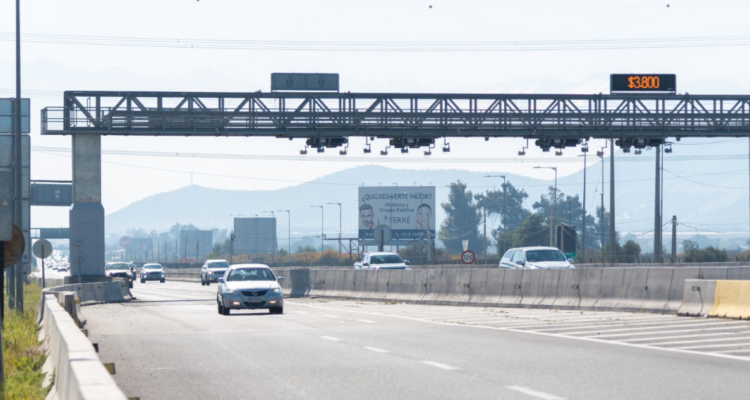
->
(440, 181, 482, 254)
(621, 240, 642, 263)
(682, 240, 728, 262)
(497, 213, 550, 253)
(475, 182, 530, 255)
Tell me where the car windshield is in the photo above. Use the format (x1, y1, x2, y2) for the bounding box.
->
(525, 250, 567, 262)
(106, 263, 130, 270)
(144, 265, 162, 270)
(208, 262, 229, 269)
(226, 268, 275, 282)
(370, 255, 403, 264)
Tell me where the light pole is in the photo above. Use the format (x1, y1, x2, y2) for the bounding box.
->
(534, 167, 557, 247)
(277, 210, 290, 262)
(310, 206, 324, 254)
(263, 211, 276, 262)
(597, 144, 606, 263)
(485, 175, 506, 256)
(327, 203, 342, 262)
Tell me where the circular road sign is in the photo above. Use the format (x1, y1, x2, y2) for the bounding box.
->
(373, 225, 393, 245)
(181, 257, 187, 264)
(4, 224, 25, 268)
(461, 250, 476, 265)
(119, 236, 132, 249)
(33, 239, 53, 259)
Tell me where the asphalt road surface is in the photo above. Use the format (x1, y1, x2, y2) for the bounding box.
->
(84, 281, 750, 400)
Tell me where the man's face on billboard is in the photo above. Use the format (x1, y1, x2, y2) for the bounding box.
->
(360, 208, 374, 228)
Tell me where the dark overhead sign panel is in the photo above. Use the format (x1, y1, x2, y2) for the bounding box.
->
(610, 74, 676, 93)
(31, 183, 73, 206)
(271, 73, 339, 92)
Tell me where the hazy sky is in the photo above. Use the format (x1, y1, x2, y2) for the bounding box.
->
(2, 0, 750, 228)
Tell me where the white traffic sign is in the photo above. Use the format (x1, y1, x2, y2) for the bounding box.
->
(33, 239, 53, 259)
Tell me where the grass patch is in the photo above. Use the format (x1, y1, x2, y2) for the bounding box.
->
(1, 282, 51, 399)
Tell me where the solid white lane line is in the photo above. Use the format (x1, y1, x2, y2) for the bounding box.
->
(713, 349, 750, 354)
(363, 347, 390, 353)
(506, 386, 566, 400)
(319, 336, 342, 341)
(420, 361, 459, 371)
(357, 319, 377, 324)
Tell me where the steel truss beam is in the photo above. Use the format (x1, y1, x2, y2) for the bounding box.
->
(40, 91, 750, 142)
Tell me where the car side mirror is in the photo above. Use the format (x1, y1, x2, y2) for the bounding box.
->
(404, 260, 410, 265)
(515, 260, 525, 266)
(217, 277, 225, 283)
(567, 258, 575, 263)
(363, 262, 369, 266)
(277, 277, 284, 282)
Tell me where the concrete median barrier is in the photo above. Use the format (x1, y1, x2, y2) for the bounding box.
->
(677, 279, 717, 317)
(499, 269, 524, 306)
(467, 269, 489, 305)
(708, 280, 750, 319)
(480, 269, 504, 306)
(395, 270, 417, 302)
(642, 268, 674, 312)
(519, 270, 542, 307)
(578, 268, 603, 308)
(385, 270, 404, 301)
(666, 267, 702, 310)
(424, 270, 454, 305)
(534, 268, 561, 307)
(41, 293, 128, 400)
(552, 269, 582, 309)
(450, 270, 473, 305)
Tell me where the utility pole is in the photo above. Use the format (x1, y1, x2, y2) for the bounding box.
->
(582, 148, 587, 263)
(609, 139, 616, 264)
(12, 0, 23, 315)
(327, 203, 342, 262)
(277, 210, 290, 262)
(534, 167, 557, 247)
(483, 206, 487, 259)
(654, 145, 662, 263)
(671, 216, 678, 263)
(311, 206, 324, 254)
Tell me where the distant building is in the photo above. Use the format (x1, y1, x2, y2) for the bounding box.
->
(179, 230, 213, 258)
(234, 218, 277, 255)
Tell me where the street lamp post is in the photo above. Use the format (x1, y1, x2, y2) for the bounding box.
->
(263, 211, 276, 262)
(534, 167, 557, 247)
(310, 206, 324, 254)
(327, 203, 342, 262)
(277, 210, 290, 262)
(485, 175, 506, 257)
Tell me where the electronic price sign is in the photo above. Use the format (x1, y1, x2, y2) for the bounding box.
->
(610, 74, 676, 93)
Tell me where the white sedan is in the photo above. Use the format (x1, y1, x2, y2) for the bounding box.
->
(216, 264, 284, 315)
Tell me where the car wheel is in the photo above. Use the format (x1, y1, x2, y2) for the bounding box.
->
(160, 279, 165, 283)
(222, 306, 230, 316)
(206, 280, 210, 286)
(129, 282, 133, 289)
(217, 302, 223, 314)
(276, 307, 283, 314)
(140, 279, 145, 284)
(201, 277, 205, 286)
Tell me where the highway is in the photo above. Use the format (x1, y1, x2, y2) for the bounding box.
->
(84, 281, 750, 400)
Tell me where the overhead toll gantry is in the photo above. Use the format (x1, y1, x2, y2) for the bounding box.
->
(40, 87, 750, 278)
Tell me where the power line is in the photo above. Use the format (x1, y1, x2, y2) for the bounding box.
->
(3, 33, 750, 52)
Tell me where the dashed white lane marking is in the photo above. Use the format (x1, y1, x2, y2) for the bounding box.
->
(506, 386, 566, 400)
(357, 319, 377, 324)
(623, 332, 735, 343)
(363, 347, 389, 353)
(319, 336, 342, 341)
(324, 314, 339, 318)
(420, 361, 459, 371)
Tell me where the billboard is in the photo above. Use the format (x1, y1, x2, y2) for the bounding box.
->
(234, 218, 277, 255)
(358, 186, 436, 244)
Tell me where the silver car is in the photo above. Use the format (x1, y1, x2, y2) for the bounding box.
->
(140, 263, 166, 283)
(201, 259, 229, 286)
(216, 264, 284, 315)
(500, 246, 575, 269)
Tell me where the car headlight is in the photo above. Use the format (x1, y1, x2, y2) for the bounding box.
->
(225, 288, 238, 294)
(271, 287, 282, 294)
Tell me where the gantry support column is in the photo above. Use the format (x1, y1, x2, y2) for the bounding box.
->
(69, 133, 105, 279)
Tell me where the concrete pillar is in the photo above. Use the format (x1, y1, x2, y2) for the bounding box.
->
(69, 133, 105, 278)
